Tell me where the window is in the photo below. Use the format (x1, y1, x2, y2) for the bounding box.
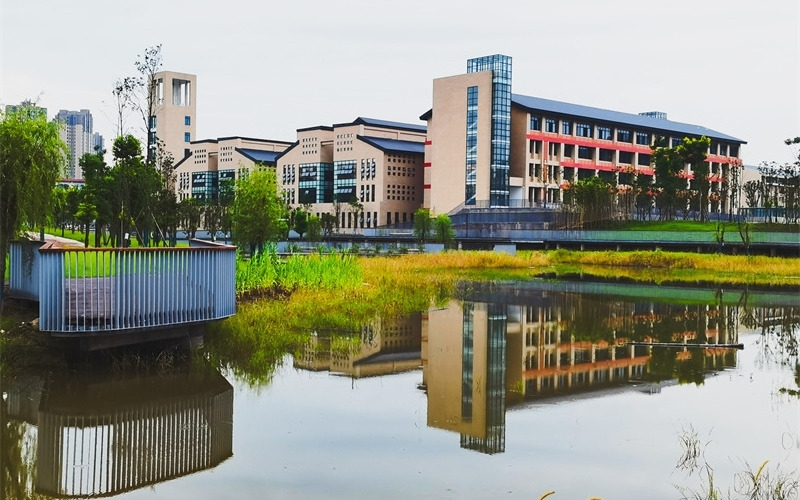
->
(563, 144, 574, 158)
(185, 115, 191, 126)
(671, 137, 683, 148)
(530, 116, 540, 131)
(576, 123, 593, 138)
(172, 79, 191, 106)
(617, 129, 632, 142)
(636, 132, 650, 145)
(545, 118, 557, 133)
(184, 132, 191, 142)
(597, 126, 612, 140)
(578, 146, 594, 160)
(562, 121, 572, 135)
(638, 153, 651, 166)
(599, 149, 614, 162)
(149, 115, 156, 129)
(618, 151, 633, 164)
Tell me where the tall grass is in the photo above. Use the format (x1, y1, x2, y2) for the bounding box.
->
(235, 244, 362, 298)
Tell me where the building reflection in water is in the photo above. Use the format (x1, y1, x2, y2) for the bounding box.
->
(421, 282, 745, 455)
(294, 314, 422, 378)
(3, 368, 233, 498)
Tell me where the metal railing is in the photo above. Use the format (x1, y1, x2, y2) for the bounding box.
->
(12, 240, 237, 333)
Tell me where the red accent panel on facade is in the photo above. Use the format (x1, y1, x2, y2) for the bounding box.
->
(424, 162, 432, 167)
(527, 131, 650, 155)
(424, 184, 431, 189)
(560, 160, 618, 172)
(424, 140, 432, 145)
(706, 154, 737, 164)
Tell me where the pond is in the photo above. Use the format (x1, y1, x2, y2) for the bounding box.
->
(2, 280, 799, 499)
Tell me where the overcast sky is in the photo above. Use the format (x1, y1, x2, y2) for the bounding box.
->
(1, 0, 798, 166)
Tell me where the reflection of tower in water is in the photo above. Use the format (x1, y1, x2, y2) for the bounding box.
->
(460, 303, 507, 455)
(424, 301, 507, 455)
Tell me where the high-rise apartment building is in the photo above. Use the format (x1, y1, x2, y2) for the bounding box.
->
(55, 109, 97, 180)
(5, 100, 47, 119)
(149, 71, 196, 165)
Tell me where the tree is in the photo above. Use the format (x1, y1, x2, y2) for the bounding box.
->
(413, 208, 433, 243)
(179, 198, 204, 239)
(348, 199, 364, 230)
(293, 208, 309, 239)
(51, 185, 70, 237)
(676, 136, 711, 222)
(433, 214, 455, 244)
(231, 168, 288, 253)
(321, 213, 337, 238)
(651, 136, 687, 221)
(0, 105, 67, 311)
(743, 180, 761, 208)
(568, 176, 615, 229)
(109, 135, 161, 246)
(306, 215, 322, 242)
(79, 149, 112, 246)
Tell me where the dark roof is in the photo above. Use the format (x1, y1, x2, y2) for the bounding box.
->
(337, 117, 427, 133)
(190, 139, 218, 145)
(512, 94, 746, 143)
(218, 136, 293, 145)
(357, 136, 425, 154)
(236, 148, 281, 164)
(419, 109, 432, 121)
(174, 151, 193, 169)
(297, 125, 334, 133)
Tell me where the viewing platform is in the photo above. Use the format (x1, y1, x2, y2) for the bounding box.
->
(8, 238, 237, 350)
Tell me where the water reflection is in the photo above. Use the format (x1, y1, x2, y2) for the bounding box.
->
(294, 314, 423, 377)
(292, 281, 799, 457)
(2, 367, 233, 498)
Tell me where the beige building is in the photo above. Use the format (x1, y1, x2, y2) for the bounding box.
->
(422, 55, 747, 215)
(149, 71, 197, 165)
(175, 136, 292, 201)
(277, 117, 427, 232)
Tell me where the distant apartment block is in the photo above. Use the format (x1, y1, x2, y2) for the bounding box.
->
(150, 71, 196, 164)
(5, 100, 47, 119)
(55, 109, 98, 180)
(276, 117, 427, 232)
(175, 136, 292, 201)
(422, 54, 747, 215)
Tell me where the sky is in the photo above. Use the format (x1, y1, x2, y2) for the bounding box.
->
(1, 0, 798, 166)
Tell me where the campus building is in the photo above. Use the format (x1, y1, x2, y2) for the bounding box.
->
(422, 54, 747, 216)
(276, 117, 427, 231)
(175, 136, 292, 201)
(149, 71, 196, 164)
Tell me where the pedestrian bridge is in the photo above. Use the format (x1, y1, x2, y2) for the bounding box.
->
(8, 238, 236, 348)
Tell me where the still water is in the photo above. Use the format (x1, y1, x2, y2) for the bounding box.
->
(3, 280, 799, 499)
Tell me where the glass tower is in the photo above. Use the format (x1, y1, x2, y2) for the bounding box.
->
(466, 55, 512, 207)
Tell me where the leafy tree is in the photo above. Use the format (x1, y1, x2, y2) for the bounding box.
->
(51, 185, 71, 236)
(757, 137, 800, 224)
(321, 213, 337, 238)
(109, 135, 160, 246)
(293, 208, 309, 239)
(0, 105, 67, 310)
(306, 215, 322, 242)
(676, 136, 711, 221)
(433, 213, 455, 244)
(75, 200, 98, 247)
(179, 198, 204, 239)
(79, 150, 112, 246)
(568, 176, 615, 229)
(651, 136, 686, 221)
(413, 208, 433, 243)
(231, 168, 288, 253)
(348, 199, 364, 230)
